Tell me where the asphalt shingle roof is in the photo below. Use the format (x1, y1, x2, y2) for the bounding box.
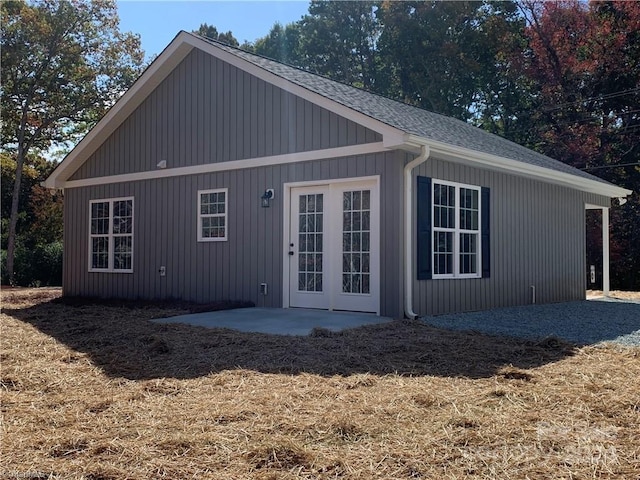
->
(199, 34, 610, 186)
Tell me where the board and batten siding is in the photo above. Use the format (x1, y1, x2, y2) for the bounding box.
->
(411, 156, 611, 316)
(63, 151, 406, 318)
(70, 48, 381, 181)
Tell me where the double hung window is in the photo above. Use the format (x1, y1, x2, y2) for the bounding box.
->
(89, 197, 134, 272)
(433, 181, 481, 278)
(198, 189, 228, 241)
(417, 177, 489, 280)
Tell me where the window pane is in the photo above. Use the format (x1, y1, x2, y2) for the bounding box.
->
(460, 233, 477, 254)
(91, 237, 109, 269)
(343, 274, 352, 293)
(352, 274, 361, 293)
(343, 233, 351, 252)
(353, 191, 361, 210)
(362, 274, 370, 294)
(353, 211, 361, 231)
(114, 236, 132, 270)
(113, 201, 133, 234)
(459, 188, 479, 231)
(362, 211, 370, 231)
(362, 190, 370, 210)
(91, 202, 110, 234)
(433, 231, 453, 275)
(362, 253, 370, 273)
(343, 192, 351, 211)
(343, 253, 351, 273)
(343, 212, 351, 231)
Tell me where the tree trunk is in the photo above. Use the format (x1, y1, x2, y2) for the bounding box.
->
(6, 103, 29, 285)
(6, 149, 25, 285)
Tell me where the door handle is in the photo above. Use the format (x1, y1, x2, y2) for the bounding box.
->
(288, 251, 295, 256)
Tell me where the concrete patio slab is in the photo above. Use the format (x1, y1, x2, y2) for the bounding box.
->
(152, 307, 393, 336)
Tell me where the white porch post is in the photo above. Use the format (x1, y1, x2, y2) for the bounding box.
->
(602, 207, 610, 296)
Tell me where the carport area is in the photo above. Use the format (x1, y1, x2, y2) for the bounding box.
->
(152, 307, 393, 336)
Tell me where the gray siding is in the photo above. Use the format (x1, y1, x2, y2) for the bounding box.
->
(63, 151, 405, 318)
(70, 49, 381, 181)
(411, 156, 611, 315)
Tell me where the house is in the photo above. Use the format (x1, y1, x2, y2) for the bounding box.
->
(44, 31, 631, 318)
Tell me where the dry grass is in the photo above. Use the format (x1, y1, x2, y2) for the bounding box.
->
(587, 290, 640, 301)
(1, 288, 639, 479)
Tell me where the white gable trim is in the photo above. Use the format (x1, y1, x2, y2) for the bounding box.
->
(44, 34, 195, 188)
(60, 142, 389, 189)
(44, 32, 403, 188)
(409, 135, 632, 198)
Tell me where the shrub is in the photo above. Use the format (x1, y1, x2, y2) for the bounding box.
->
(1, 241, 62, 286)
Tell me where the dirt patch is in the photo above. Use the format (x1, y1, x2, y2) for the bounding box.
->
(587, 290, 640, 301)
(2, 288, 640, 479)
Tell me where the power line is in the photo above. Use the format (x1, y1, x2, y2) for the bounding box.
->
(542, 87, 640, 112)
(582, 162, 640, 171)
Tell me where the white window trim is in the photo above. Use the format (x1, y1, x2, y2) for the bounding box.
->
(197, 188, 228, 242)
(432, 179, 481, 279)
(88, 196, 134, 273)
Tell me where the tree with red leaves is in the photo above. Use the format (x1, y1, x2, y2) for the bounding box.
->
(504, 0, 640, 289)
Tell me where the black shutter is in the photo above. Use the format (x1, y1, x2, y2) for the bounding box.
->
(417, 176, 432, 280)
(481, 187, 490, 278)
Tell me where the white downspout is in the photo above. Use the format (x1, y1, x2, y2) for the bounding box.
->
(404, 145, 431, 319)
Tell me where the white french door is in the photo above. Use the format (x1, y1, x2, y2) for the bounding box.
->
(289, 186, 330, 309)
(287, 179, 379, 313)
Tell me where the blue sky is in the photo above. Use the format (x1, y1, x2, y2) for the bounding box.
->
(116, 1, 311, 59)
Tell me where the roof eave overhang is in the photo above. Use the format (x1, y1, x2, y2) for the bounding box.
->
(403, 134, 632, 199)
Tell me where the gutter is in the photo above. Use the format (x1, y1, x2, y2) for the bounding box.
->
(403, 134, 631, 199)
(404, 144, 430, 319)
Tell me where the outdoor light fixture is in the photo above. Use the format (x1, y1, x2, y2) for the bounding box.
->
(261, 189, 274, 208)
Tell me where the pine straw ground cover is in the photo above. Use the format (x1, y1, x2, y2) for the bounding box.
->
(1, 289, 639, 479)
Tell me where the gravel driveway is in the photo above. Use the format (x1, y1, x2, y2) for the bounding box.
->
(423, 297, 640, 347)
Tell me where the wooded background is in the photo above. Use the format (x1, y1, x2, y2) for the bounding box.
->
(2, 0, 638, 289)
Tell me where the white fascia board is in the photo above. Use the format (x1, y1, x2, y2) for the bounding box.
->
(61, 142, 389, 189)
(405, 135, 632, 198)
(44, 34, 195, 188)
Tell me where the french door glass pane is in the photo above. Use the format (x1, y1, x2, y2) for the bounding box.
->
(298, 194, 324, 292)
(342, 190, 371, 294)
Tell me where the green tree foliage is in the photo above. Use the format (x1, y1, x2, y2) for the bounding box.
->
(249, 22, 304, 66)
(297, 0, 380, 89)
(193, 23, 239, 46)
(1, 152, 63, 286)
(1, 0, 144, 284)
(248, 1, 380, 90)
